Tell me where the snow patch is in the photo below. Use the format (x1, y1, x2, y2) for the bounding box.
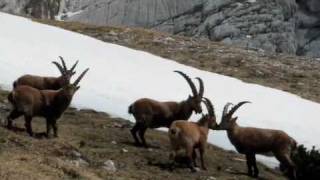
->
(0, 12, 319, 168)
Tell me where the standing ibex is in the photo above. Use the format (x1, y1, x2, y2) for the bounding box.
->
(219, 102, 297, 179)
(7, 68, 89, 138)
(169, 97, 218, 171)
(128, 71, 204, 147)
(14, 56, 78, 90)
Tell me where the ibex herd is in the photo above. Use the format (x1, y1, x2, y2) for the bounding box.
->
(4, 58, 296, 179)
(129, 71, 297, 179)
(6, 57, 89, 137)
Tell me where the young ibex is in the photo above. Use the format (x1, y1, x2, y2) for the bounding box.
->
(169, 97, 218, 171)
(13, 56, 78, 90)
(219, 102, 297, 179)
(128, 71, 204, 147)
(7, 68, 89, 137)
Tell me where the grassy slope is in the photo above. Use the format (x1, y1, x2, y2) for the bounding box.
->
(36, 19, 320, 104)
(0, 90, 284, 180)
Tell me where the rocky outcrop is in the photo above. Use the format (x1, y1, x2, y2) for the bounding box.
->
(1, 0, 320, 57)
(60, 0, 320, 57)
(0, 0, 60, 19)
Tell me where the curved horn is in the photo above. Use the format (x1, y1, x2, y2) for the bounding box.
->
(52, 61, 64, 74)
(202, 97, 215, 119)
(226, 101, 251, 118)
(70, 60, 79, 72)
(174, 71, 197, 96)
(73, 68, 89, 86)
(59, 56, 67, 71)
(222, 103, 233, 117)
(196, 77, 204, 97)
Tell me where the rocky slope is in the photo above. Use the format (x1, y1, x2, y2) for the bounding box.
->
(1, 0, 320, 57)
(0, 90, 285, 180)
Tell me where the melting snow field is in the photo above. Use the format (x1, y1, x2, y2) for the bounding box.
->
(0, 13, 319, 167)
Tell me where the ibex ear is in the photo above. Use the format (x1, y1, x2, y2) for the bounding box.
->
(231, 117, 238, 123)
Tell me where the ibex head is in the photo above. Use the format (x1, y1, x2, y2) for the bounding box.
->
(174, 71, 204, 114)
(201, 97, 218, 130)
(52, 56, 79, 85)
(61, 68, 89, 97)
(219, 101, 251, 130)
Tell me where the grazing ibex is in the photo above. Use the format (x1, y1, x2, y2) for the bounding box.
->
(219, 102, 297, 179)
(169, 97, 218, 171)
(128, 71, 204, 147)
(7, 68, 89, 137)
(13, 56, 78, 90)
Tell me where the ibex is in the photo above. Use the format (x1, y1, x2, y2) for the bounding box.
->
(7, 68, 89, 138)
(13, 56, 78, 90)
(219, 102, 297, 179)
(128, 71, 204, 147)
(169, 97, 218, 171)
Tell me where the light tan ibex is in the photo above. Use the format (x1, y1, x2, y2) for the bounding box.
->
(7, 68, 89, 138)
(128, 71, 204, 147)
(219, 101, 297, 179)
(169, 97, 218, 171)
(14, 56, 78, 90)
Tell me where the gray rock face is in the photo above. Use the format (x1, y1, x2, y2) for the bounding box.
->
(0, 0, 60, 19)
(0, 0, 320, 57)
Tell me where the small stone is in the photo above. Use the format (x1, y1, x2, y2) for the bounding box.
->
(192, 167, 201, 172)
(113, 122, 123, 128)
(78, 158, 89, 166)
(207, 176, 217, 180)
(258, 48, 265, 53)
(108, 31, 117, 36)
(70, 158, 89, 167)
(103, 160, 117, 172)
(164, 37, 175, 42)
(122, 148, 128, 153)
(71, 150, 81, 158)
(111, 140, 117, 145)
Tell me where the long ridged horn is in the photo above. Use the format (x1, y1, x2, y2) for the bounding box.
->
(196, 77, 204, 97)
(226, 101, 251, 119)
(73, 68, 89, 86)
(70, 60, 79, 72)
(52, 61, 65, 74)
(59, 56, 67, 71)
(222, 103, 233, 117)
(174, 70, 197, 96)
(202, 97, 215, 119)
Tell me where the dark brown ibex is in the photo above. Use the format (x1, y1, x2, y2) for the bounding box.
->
(128, 71, 204, 147)
(7, 68, 89, 138)
(169, 98, 218, 171)
(14, 56, 78, 90)
(219, 102, 297, 179)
